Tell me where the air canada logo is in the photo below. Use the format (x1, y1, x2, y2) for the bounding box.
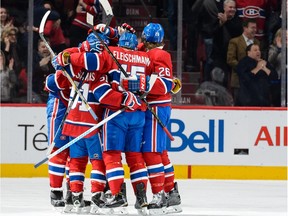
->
(243, 6, 260, 18)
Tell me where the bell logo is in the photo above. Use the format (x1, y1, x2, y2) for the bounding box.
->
(255, 126, 288, 146)
(167, 119, 224, 153)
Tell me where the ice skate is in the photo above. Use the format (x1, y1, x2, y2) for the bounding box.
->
(166, 182, 182, 214)
(148, 190, 167, 215)
(63, 189, 73, 213)
(90, 191, 106, 214)
(102, 183, 128, 215)
(134, 182, 148, 215)
(50, 189, 65, 207)
(72, 192, 91, 213)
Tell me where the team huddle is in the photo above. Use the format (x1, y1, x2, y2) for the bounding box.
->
(45, 21, 182, 215)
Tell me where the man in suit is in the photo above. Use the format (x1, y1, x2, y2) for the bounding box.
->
(236, 44, 278, 106)
(227, 19, 260, 101)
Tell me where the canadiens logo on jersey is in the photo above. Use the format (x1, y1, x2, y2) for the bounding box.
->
(243, 6, 260, 18)
(238, 6, 265, 19)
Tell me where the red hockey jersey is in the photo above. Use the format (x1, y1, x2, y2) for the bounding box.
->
(61, 49, 123, 138)
(72, 0, 99, 30)
(145, 47, 174, 106)
(236, 0, 267, 40)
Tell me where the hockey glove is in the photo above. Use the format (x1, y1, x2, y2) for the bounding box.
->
(120, 23, 136, 34)
(121, 74, 148, 93)
(55, 51, 70, 67)
(80, 40, 103, 53)
(51, 55, 63, 71)
(171, 77, 182, 94)
(94, 23, 118, 39)
(122, 91, 141, 111)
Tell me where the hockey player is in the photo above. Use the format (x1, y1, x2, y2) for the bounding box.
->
(53, 31, 143, 214)
(139, 23, 182, 215)
(45, 68, 71, 208)
(101, 31, 153, 215)
(47, 33, 108, 211)
(51, 32, 111, 214)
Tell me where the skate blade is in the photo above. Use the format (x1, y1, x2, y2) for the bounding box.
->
(148, 207, 167, 215)
(62, 205, 90, 214)
(166, 205, 182, 214)
(137, 207, 148, 215)
(97, 207, 114, 215)
(90, 205, 104, 214)
(52, 206, 64, 213)
(105, 206, 128, 215)
(76, 205, 91, 214)
(63, 204, 73, 213)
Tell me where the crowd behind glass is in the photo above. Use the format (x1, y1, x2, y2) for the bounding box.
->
(0, 0, 286, 106)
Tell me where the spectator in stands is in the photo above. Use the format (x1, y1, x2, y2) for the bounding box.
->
(236, 44, 278, 106)
(227, 19, 260, 102)
(212, 0, 242, 87)
(166, 0, 177, 51)
(32, 38, 54, 103)
(0, 50, 17, 103)
(42, 1, 67, 54)
(268, 28, 282, 107)
(1, 26, 22, 76)
(196, 67, 234, 106)
(33, 0, 61, 49)
(0, 7, 15, 34)
(235, 0, 269, 59)
(265, 0, 282, 45)
(191, 0, 224, 81)
(184, 0, 201, 72)
(69, 0, 101, 47)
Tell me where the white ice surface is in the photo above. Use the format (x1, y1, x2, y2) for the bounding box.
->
(0, 178, 287, 216)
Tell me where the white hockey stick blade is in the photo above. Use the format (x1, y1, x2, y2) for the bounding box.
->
(86, 12, 94, 26)
(39, 10, 51, 34)
(99, 0, 113, 16)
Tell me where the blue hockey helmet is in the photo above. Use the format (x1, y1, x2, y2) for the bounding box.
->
(86, 32, 110, 46)
(141, 23, 164, 43)
(119, 32, 138, 50)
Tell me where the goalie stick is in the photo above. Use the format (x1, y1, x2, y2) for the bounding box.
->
(39, 10, 98, 121)
(85, 15, 175, 141)
(34, 74, 158, 168)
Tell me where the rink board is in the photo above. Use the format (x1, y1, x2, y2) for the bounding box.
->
(0, 105, 287, 180)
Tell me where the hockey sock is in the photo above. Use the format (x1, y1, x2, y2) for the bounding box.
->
(125, 152, 148, 194)
(161, 150, 175, 193)
(90, 159, 106, 193)
(143, 152, 165, 194)
(49, 147, 69, 188)
(102, 150, 124, 195)
(65, 157, 70, 184)
(69, 156, 88, 192)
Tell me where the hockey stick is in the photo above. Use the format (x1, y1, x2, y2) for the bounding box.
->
(45, 71, 88, 155)
(39, 10, 98, 121)
(85, 17, 174, 141)
(99, 0, 113, 25)
(34, 108, 124, 168)
(34, 74, 158, 168)
(139, 0, 152, 21)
